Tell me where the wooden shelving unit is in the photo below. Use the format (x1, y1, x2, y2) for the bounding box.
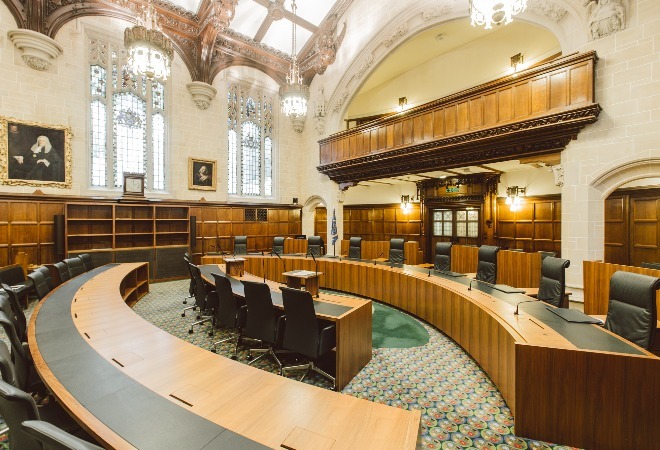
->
(119, 263, 150, 307)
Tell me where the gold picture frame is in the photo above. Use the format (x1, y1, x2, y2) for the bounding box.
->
(0, 116, 72, 188)
(188, 157, 217, 191)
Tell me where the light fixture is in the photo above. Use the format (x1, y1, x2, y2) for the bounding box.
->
(505, 186, 526, 211)
(509, 52, 524, 73)
(124, 0, 174, 80)
(401, 195, 413, 214)
(397, 97, 408, 112)
(279, 0, 310, 133)
(469, 0, 527, 30)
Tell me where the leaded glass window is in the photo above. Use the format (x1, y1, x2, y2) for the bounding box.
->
(88, 35, 167, 190)
(432, 210, 452, 237)
(227, 81, 275, 197)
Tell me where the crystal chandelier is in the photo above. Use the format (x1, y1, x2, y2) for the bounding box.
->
(279, 0, 309, 132)
(469, 0, 527, 29)
(124, 0, 174, 80)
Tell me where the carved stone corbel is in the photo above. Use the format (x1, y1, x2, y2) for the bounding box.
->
(549, 164, 564, 187)
(7, 29, 63, 71)
(186, 81, 217, 110)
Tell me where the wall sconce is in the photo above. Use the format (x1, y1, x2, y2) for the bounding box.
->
(505, 186, 526, 212)
(397, 96, 408, 112)
(401, 194, 419, 214)
(509, 53, 524, 73)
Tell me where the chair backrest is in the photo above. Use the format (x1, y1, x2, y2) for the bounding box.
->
(0, 284, 27, 342)
(389, 238, 405, 264)
(538, 251, 556, 261)
(22, 420, 104, 450)
(640, 262, 660, 271)
(212, 273, 241, 329)
(78, 253, 94, 272)
(0, 264, 26, 286)
(434, 242, 452, 271)
(476, 245, 499, 284)
(537, 257, 570, 308)
(34, 266, 55, 290)
(307, 236, 323, 257)
(0, 340, 17, 388)
(27, 271, 50, 300)
(234, 236, 248, 255)
(188, 263, 210, 309)
(272, 237, 285, 255)
(280, 286, 319, 359)
(184, 255, 195, 295)
(63, 258, 85, 278)
(0, 309, 29, 390)
(0, 379, 41, 449)
(241, 280, 277, 343)
(605, 271, 660, 350)
(348, 237, 362, 259)
(54, 262, 71, 283)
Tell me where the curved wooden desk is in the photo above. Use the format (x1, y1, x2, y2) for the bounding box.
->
(234, 254, 660, 450)
(29, 263, 420, 449)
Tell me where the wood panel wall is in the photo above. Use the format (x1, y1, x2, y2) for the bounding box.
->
(342, 203, 422, 243)
(496, 195, 561, 255)
(314, 207, 327, 244)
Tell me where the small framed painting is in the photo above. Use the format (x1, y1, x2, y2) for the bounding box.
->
(188, 157, 216, 191)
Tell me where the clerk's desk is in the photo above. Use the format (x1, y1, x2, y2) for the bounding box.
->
(28, 263, 420, 450)
(231, 254, 659, 450)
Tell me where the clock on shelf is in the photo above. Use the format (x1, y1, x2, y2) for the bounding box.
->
(122, 172, 145, 199)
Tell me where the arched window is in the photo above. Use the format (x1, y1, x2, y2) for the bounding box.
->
(227, 82, 274, 197)
(88, 36, 166, 190)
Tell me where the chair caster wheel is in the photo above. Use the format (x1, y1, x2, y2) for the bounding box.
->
(181, 313, 185, 317)
(230, 355, 237, 360)
(183, 300, 187, 304)
(196, 315, 201, 320)
(188, 329, 193, 334)
(208, 332, 214, 337)
(211, 349, 216, 353)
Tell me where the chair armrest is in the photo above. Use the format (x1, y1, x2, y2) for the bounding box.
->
(318, 323, 336, 355)
(275, 314, 287, 345)
(205, 291, 218, 310)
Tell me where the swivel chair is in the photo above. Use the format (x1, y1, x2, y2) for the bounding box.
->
(280, 287, 336, 389)
(34, 266, 55, 290)
(388, 238, 405, 264)
(234, 236, 248, 255)
(78, 253, 94, 272)
(272, 237, 285, 255)
(53, 262, 71, 283)
(241, 280, 286, 374)
(210, 273, 246, 358)
(27, 270, 50, 301)
(433, 242, 452, 272)
(538, 251, 556, 262)
(63, 258, 85, 278)
(476, 245, 499, 284)
(604, 271, 660, 350)
(0, 309, 33, 392)
(347, 237, 362, 259)
(183, 263, 217, 334)
(1, 284, 27, 341)
(536, 257, 570, 308)
(182, 253, 195, 305)
(307, 236, 323, 257)
(22, 420, 103, 450)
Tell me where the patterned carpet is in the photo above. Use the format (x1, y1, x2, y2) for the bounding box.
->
(0, 281, 581, 450)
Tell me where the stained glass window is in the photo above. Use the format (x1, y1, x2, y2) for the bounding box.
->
(88, 36, 166, 190)
(227, 81, 275, 197)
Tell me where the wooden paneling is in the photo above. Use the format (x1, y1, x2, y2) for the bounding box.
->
(496, 195, 561, 255)
(338, 240, 421, 265)
(342, 204, 421, 244)
(314, 207, 327, 244)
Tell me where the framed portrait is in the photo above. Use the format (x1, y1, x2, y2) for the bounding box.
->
(0, 116, 72, 188)
(188, 157, 216, 191)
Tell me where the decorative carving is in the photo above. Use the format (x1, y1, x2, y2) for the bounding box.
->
(307, 15, 346, 75)
(267, 0, 285, 20)
(584, 0, 627, 40)
(336, 190, 345, 203)
(549, 164, 564, 187)
(424, 195, 485, 203)
(527, 0, 568, 23)
(421, 5, 451, 21)
(355, 53, 374, 78)
(88, 38, 109, 66)
(203, 0, 238, 32)
(314, 87, 328, 136)
(333, 90, 349, 112)
(7, 29, 63, 71)
(383, 22, 408, 48)
(186, 81, 217, 110)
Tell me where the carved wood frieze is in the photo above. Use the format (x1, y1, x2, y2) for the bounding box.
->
(317, 51, 601, 183)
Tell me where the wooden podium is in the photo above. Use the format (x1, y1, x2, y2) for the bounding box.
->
(223, 257, 246, 277)
(282, 270, 322, 297)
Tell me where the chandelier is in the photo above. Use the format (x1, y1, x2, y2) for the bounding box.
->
(279, 0, 310, 132)
(469, 0, 527, 29)
(124, 0, 174, 80)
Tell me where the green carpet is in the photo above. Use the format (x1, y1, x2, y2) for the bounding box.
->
(372, 302, 429, 348)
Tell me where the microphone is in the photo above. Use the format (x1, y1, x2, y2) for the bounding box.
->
(261, 251, 265, 283)
(514, 299, 537, 315)
(428, 269, 431, 277)
(374, 252, 384, 265)
(310, 252, 319, 298)
(468, 279, 474, 291)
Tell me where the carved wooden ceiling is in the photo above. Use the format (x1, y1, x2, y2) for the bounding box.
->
(1, 0, 350, 84)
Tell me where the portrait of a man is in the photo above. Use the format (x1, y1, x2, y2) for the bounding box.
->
(1, 117, 72, 188)
(188, 157, 216, 191)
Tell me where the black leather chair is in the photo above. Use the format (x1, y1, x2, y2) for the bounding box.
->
(234, 236, 248, 255)
(476, 245, 499, 284)
(640, 262, 660, 270)
(280, 287, 336, 389)
(78, 253, 94, 272)
(536, 257, 570, 308)
(211, 273, 246, 358)
(22, 420, 103, 450)
(27, 270, 50, 300)
(0, 311, 32, 392)
(241, 280, 286, 373)
(538, 251, 557, 261)
(388, 238, 405, 264)
(272, 237, 285, 255)
(0, 340, 18, 388)
(183, 263, 217, 334)
(434, 242, 452, 272)
(63, 258, 85, 278)
(307, 236, 323, 257)
(34, 266, 55, 290)
(347, 237, 362, 259)
(1, 284, 27, 342)
(0, 264, 32, 302)
(604, 271, 660, 350)
(54, 262, 71, 283)
(182, 253, 195, 305)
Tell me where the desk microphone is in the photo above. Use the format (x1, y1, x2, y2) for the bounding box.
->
(261, 251, 265, 283)
(514, 299, 537, 315)
(310, 252, 319, 298)
(468, 279, 474, 291)
(374, 252, 383, 265)
(428, 269, 431, 277)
